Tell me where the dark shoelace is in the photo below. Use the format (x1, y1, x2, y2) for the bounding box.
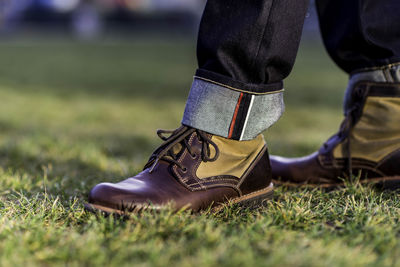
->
(322, 85, 367, 178)
(145, 126, 219, 173)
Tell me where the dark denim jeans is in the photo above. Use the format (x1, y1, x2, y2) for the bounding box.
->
(318, 0, 400, 74)
(182, 0, 400, 140)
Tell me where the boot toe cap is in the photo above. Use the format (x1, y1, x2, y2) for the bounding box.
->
(269, 155, 295, 181)
(88, 182, 150, 210)
(270, 152, 322, 183)
(88, 182, 122, 209)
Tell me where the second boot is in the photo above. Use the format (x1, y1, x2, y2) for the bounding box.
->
(271, 65, 400, 187)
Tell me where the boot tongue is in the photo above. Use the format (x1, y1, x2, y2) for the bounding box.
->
(161, 133, 191, 162)
(170, 143, 184, 158)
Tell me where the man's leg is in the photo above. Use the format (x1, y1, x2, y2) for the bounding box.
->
(271, 0, 400, 187)
(184, 0, 309, 141)
(317, 0, 400, 73)
(86, 0, 309, 214)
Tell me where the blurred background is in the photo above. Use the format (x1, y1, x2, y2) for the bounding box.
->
(0, 0, 207, 38)
(0, 0, 321, 39)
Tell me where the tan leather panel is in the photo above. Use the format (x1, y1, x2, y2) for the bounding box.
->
(333, 97, 400, 162)
(196, 134, 265, 179)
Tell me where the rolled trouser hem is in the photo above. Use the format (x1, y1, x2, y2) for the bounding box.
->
(349, 62, 400, 84)
(195, 69, 283, 94)
(182, 76, 285, 141)
(344, 62, 400, 110)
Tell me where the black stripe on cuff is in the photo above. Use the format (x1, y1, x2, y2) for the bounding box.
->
(231, 93, 252, 140)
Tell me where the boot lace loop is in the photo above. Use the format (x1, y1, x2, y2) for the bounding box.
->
(322, 85, 367, 178)
(147, 126, 219, 173)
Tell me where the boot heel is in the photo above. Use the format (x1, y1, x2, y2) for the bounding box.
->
(235, 183, 274, 208)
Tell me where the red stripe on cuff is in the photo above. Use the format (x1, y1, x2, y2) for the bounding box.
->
(228, 92, 244, 138)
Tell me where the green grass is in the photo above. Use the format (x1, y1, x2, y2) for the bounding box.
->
(1, 35, 400, 266)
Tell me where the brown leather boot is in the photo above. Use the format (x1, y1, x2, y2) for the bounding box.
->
(86, 126, 273, 214)
(271, 68, 400, 188)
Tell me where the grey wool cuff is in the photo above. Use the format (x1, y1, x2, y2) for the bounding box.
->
(182, 76, 285, 141)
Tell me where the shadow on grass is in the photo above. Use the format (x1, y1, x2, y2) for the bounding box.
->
(0, 131, 159, 199)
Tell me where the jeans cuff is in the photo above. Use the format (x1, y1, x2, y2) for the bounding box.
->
(344, 62, 400, 110)
(195, 69, 283, 94)
(350, 62, 400, 83)
(182, 77, 285, 141)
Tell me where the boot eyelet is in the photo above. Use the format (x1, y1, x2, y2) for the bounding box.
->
(181, 167, 187, 173)
(191, 153, 197, 159)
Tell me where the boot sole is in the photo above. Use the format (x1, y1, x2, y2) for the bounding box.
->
(273, 176, 400, 190)
(84, 183, 274, 217)
(212, 183, 274, 212)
